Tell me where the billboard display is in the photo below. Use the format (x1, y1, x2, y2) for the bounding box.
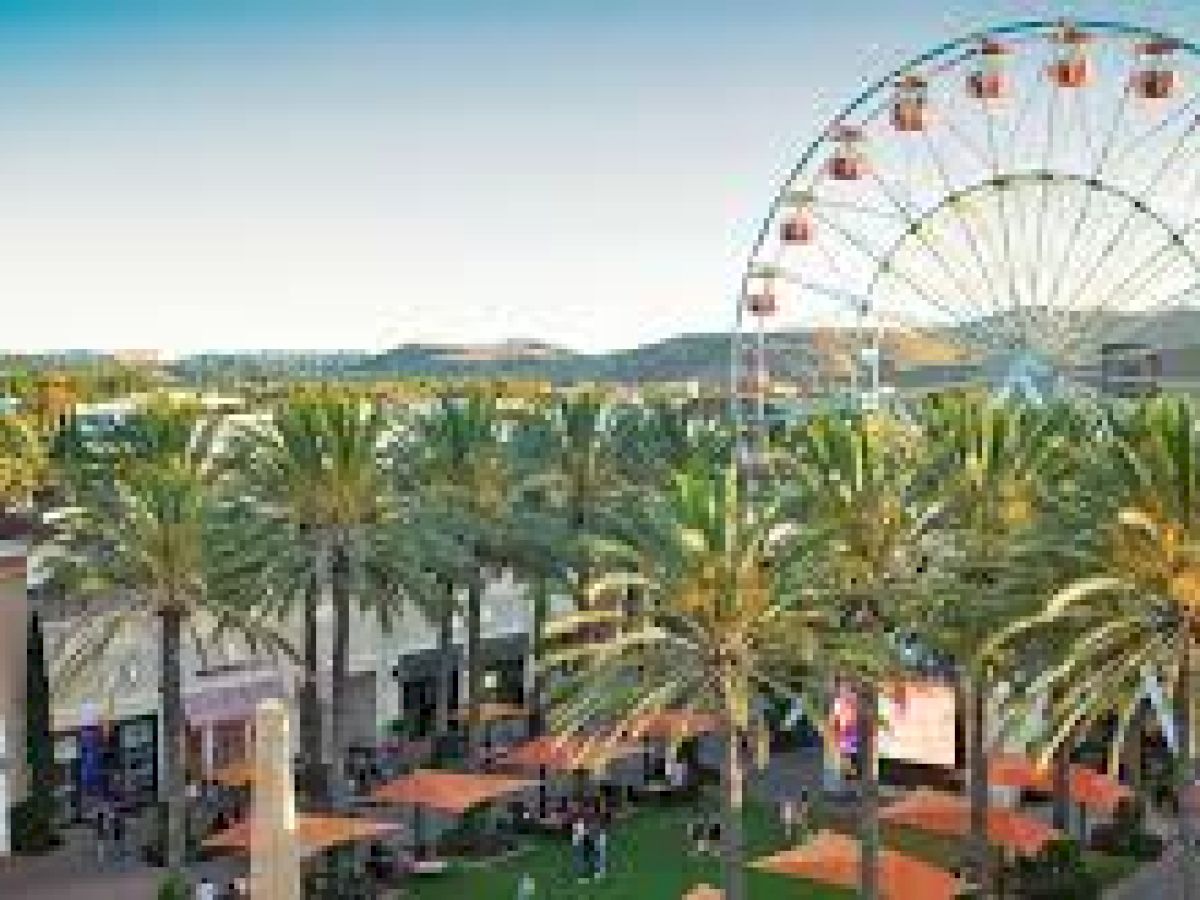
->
(878, 681, 956, 767)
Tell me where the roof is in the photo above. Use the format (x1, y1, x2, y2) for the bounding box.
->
(880, 789, 1060, 856)
(751, 830, 957, 900)
(497, 735, 640, 773)
(988, 754, 1132, 814)
(204, 814, 400, 858)
(371, 769, 534, 813)
(620, 710, 724, 741)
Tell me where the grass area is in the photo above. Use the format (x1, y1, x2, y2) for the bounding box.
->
(406, 799, 850, 899)
(406, 795, 1144, 899)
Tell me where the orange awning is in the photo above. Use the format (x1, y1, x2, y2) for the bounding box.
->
(204, 814, 401, 858)
(621, 710, 724, 741)
(498, 735, 639, 773)
(681, 885, 724, 899)
(881, 789, 1059, 856)
(988, 754, 1132, 814)
(371, 768, 535, 814)
(212, 759, 257, 788)
(751, 830, 957, 900)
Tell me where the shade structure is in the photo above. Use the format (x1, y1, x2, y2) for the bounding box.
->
(205, 814, 401, 859)
(751, 830, 957, 900)
(880, 789, 1059, 856)
(682, 885, 724, 899)
(371, 769, 535, 814)
(621, 710, 724, 741)
(213, 758, 257, 788)
(497, 735, 639, 773)
(988, 754, 1133, 814)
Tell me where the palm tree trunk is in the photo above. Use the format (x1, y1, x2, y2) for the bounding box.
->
(465, 565, 484, 763)
(857, 680, 880, 900)
(434, 578, 455, 754)
(719, 723, 747, 900)
(330, 540, 351, 800)
(299, 571, 326, 802)
(1176, 641, 1196, 899)
(529, 575, 548, 738)
(1052, 739, 1071, 833)
(1122, 702, 1144, 797)
(967, 670, 990, 894)
(159, 606, 187, 875)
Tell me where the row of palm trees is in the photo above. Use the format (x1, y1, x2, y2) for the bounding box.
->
(3, 388, 1197, 898)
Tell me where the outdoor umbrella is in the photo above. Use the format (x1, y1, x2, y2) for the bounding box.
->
(880, 789, 1060, 856)
(751, 830, 957, 900)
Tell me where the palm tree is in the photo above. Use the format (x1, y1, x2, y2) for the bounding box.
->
(52, 404, 284, 876)
(999, 396, 1200, 896)
(916, 395, 1071, 893)
(786, 411, 937, 900)
(0, 412, 48, 511)
(231, 394, 391, 800)
(403, 393, 515, 761)
(549, 457, 871, 900)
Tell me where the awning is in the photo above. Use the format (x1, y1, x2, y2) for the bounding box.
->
(620, 710, 723, 741)
(751, 830, 957, 900)
(371, 769, 535, 814)
(497, 735, 640, 773)
(988, 754, 1132, 814)
(880, 789, 1059, 856)
(186, 674, 286, 727)
(204, 814, 401, 859)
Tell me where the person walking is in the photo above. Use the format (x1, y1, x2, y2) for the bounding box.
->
(571, 815, 590, 883)
(195, 876, 217, 900)
(94, 807, 109, 867)
(780, 797, 796, 842)
(594, 822, 609, 879)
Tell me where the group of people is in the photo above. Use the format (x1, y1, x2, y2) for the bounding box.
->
(194, 875, 247, 900)
(570, 813, 611, 883)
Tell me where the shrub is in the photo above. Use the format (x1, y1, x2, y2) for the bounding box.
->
(9, 796, 62, 854)
(1088, 799, 1165, 861)
(156, 873, 189, 900)
(1006, 840, 1101, 899)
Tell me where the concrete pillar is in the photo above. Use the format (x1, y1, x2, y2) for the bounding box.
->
(251, 699, 300, 900)
(201, 723, 216, 780)
(0, 545, 29, 856)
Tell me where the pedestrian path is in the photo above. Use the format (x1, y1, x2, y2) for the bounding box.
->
(1105, 843, 1189, 900)
(0, 827, 160, 900)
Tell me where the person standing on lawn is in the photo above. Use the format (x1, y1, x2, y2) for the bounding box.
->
(572, 815, 590, 883)
(594, 820, 609, 879)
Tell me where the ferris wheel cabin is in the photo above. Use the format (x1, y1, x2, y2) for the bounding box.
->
(1049, 23, 1092, 88)
(967, 39, 1011, 100)
(1132, 39, 1180, 100)
(827, 125, 867, 180)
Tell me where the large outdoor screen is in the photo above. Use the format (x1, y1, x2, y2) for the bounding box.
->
(878, 681, 957, 768)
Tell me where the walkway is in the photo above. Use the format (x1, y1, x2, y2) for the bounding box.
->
(1105, 843, 1191, 900)
(0, 828, 160, 900)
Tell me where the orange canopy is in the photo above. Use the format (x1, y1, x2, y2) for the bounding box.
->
(204, 814, 400, 858)
(681, 885, 724, 899)
(498, 735, 638, 773)
(212, 759, 256, 788)
(621, 710, 724, 741)
(988, 754, 1132, 814)
(880, 789, 1059, 856)
(751, 830, 957, 900)
(371, 769, 535, 814)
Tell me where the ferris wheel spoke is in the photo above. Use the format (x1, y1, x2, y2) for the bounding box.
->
(917, 129, 1004, 315)
(864, 168, 991, 315)
(1106, 91, 1200, 171)
(1028, 77, 1064, 323)
(979, 96, 1022, 320)
(811, 209, 991, 347)
(1040, 87, 1136, 337)
(809, 197, 907, 222)
(1056, 112, 1200, 334)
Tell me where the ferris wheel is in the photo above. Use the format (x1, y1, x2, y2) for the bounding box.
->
(733, 19, 1200, 431)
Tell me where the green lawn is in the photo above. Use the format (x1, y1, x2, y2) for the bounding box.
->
(405, 797, 1143, 899)
(406, 800, 849, 899)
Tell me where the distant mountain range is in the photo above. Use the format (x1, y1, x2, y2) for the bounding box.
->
(27, 308, 1200, 386)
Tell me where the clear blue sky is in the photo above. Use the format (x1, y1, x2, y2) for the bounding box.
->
(0, 0, 1194, 354)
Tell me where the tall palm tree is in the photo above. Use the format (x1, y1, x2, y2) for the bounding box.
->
(786, 411, 937, 900)
(403, 393, 515, 761)
(1000, 396, 1200, 896)
(916, 395, 1071, 893)
(0, 412, 49, 511)
(549, 458, 873, 900)
(52, 404, 284, 876)
(231, 394, 391, 800)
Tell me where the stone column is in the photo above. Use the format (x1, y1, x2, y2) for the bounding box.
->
(251, 699, 300, 900)
(0, 546, 29, 856)
(201, 723, 216, 780)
